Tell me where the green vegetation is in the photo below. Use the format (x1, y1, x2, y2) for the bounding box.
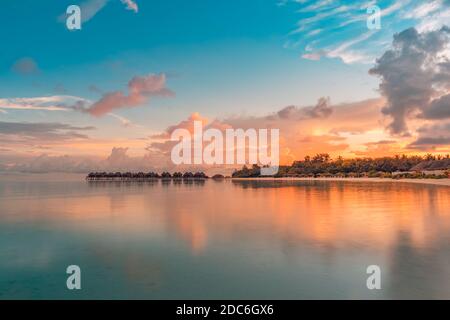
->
(232, 154, 450, 179)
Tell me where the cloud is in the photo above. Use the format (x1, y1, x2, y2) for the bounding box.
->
(0, 121, 94, 140)
(148, 97, 384, 167)
(301, 52, 322, 61)
(82, 74, 174, 117)
(323, 32, 375, 64)
(365, 140, 397, 145)
(121, 0, 138, 12)
(291, 4, 351, 34)
(412, 0, 450, 32)
(403, 0, 442, 20)
(421, 94, 450, 119)
(408, 122, 450, 150)
(147, 112, 228, 169)
(350, 139, 409, 157)
(276, 0, 289, 7)
(298, 0, 335, 12)
(370, 26, 450, 134)
(290, 0, 450, 65)
(0, 75, 172, 125)
(59, 0, 138, 24)
(0, 146, 170, 173)
(107, 112, 143, 128)
(12, 57, 39, 75)
(151, 112, 209, 139)
(0, 122, 95, 153)
(302, 32, 375, 64)
(410, 136, 450, 147)
(0, 96, 422, 173)
(339, 0, 410, 28)
(0, 153, 100, 173)
(270, 97, 333, 120)
(0, 95, 90, 112)
(78, 0, 108, 23)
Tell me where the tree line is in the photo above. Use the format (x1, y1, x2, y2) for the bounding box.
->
(232, 154, 450, 178)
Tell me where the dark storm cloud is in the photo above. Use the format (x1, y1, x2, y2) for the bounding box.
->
(421, 94, 450, 119)
(370, 26, 450, 135)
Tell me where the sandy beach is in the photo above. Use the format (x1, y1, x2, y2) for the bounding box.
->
(231, 177, 450, 187)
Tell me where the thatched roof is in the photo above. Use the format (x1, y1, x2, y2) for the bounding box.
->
(411, 159, 450, 171)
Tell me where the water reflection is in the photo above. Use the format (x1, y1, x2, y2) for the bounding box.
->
(0, 177, 449, 299)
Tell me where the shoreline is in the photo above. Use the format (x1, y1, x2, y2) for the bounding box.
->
(0, 173, 449, 187)
(231, 177, 450, 186)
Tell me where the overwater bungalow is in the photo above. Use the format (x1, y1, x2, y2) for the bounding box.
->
(86, 171, 209, 181)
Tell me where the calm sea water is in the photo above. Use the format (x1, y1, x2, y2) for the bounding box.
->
(0, 174, 449, 299)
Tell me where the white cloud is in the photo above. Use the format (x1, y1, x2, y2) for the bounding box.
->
(415, 6, 450, 33)
(290, 4, 350, 34)
(287, 0, 427, 65)
(302, 31, 376, 64)
(0, 96, 90, 112)
(121, 0, 138, 12)
(403, 0, 442, 19)
(302, 52, 322, 61)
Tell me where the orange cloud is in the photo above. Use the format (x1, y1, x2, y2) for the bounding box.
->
(1, 95, 447, 174)
(83, 74, 174, 117)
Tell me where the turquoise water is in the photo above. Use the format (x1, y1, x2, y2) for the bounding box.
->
(0, 174, 450, 299)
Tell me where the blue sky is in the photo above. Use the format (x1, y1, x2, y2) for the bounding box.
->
(0, 0, 384, 118)
(1, 0, 449, 170)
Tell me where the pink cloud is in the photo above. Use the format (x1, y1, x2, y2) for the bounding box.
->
(151, 112, 210, 139)
(85, 73, 174, 117)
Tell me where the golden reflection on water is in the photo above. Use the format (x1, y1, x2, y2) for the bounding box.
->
(1, 179, 449, 254)
(1, 177, 450, 298)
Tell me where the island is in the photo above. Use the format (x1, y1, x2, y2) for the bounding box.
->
(232, 154, 450, 180)
(85, 154, 450, 183)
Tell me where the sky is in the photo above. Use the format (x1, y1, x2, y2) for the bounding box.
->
(0, 0, 450, 173)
